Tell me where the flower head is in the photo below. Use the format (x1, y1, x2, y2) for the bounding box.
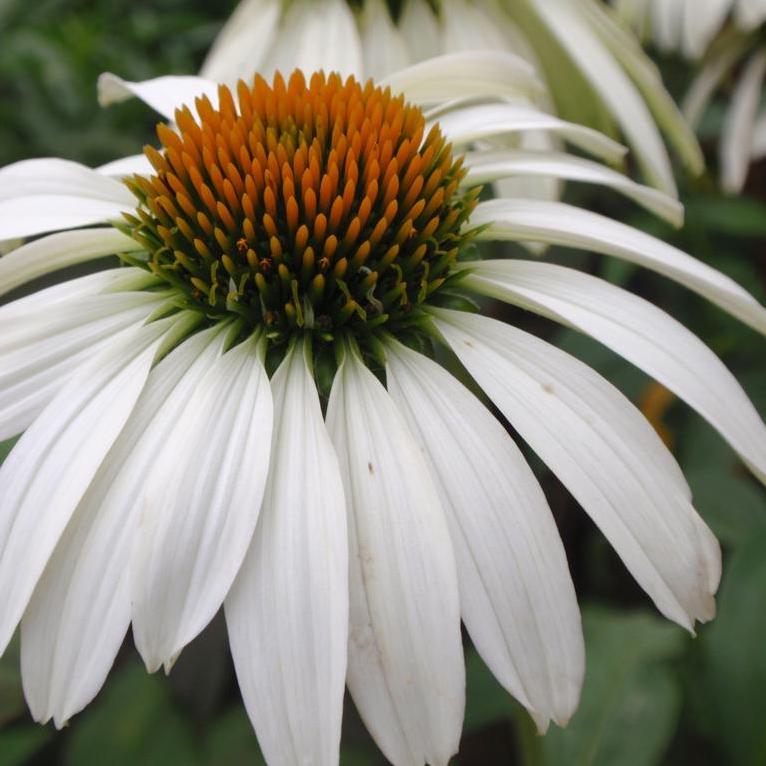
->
(1, 51, 766, 766)
(126, 71, 478, 345)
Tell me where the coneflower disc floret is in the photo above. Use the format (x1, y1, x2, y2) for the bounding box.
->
(123, 70, 480, 345)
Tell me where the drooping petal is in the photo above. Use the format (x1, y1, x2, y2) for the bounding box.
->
(463, 260, 766, 484)
(720, 50, 766, 193)
(0, 291, 166, 441)
(398, 0, 442, 63)
(326, 345, 464, 766)
(523, 0, 677, 194)
(385, 338, 584, 731)
(0, 315, 185, 657)
(0, 228, 141, 297)
(580, 0, 705, 175)
(226, 339, 347, 766)
(97, 73, 219, 121)
(463, 149, 683, 225)
(431, 307, 721, 631)
(199, 0, 281, 84)
(131, 332, 273, 673)
(0, 159, 134, 240)
(382, 51, 545, 107)
(435, 103, 627, 164)
(21, 324, 229, 726)
(471, 198, 766, 336)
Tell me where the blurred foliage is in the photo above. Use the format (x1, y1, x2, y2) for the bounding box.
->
(1, 0, 765, 764)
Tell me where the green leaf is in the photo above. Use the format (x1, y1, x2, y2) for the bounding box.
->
(541, 606, 684, 766)
(65, 659, 199, 766)
(0, 638, 26, 727)
(0, 726, 51, 766)
(685, 467, 766, 547)
(463, 648, 519, 733)
(202, 707, 265, 766)
(0, 437, 18, 465)
(696, 531, 766, 765)
(685, 197, 766, 238)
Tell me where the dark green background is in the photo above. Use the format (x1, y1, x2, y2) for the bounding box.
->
(1, 1, 765, 763)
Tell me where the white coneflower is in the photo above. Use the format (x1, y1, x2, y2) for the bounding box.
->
(614, 0, 766, 192)
(2, 52, 766, 766)
(201, 0, 705, 197)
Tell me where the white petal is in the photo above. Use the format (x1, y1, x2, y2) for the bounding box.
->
(200, 0, 281, 84)
(0, 159, 134, 240)
(463, 260, 766, 485)
(463, 148, 683, 225)
(20, 324, 230, 726)
(751, 110, 766, 159)
(359, 0, 410, 81)
(0, 291, 166, 440)
(681, 0, 730, 58)
(0, 227, 141, 297)
(97, 73, 219, 122)
(97, 154, 154, 178)
(471, 198, 766, 336)
(580, 0, 705, 176)
(0, 316, 179, 656)
(0, 158, 133, 203)
(263, 0, 363, 80)
(735, 0, 766, 29)
(435, 102, 627, 164)
(431, 308, 721, 631)
(721, 50, 766, 193)
(398, 0, 443, 63)
(0, 267, 158, 331)
(326, 345, 464, 766)
(131, 332, 273, 672)
(683, 34, 748, 128)
(226, 339, 347, 766)
(385, 339, 584, 730)
(525, 0, 677, 194)
(382, 51, 545, 107)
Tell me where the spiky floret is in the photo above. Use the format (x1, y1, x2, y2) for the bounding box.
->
(122, 70, 480, 345)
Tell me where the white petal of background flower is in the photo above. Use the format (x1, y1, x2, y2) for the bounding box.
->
(720, 50, 766, 193)
(0, 316, 179, 656)
(432, 308, 721, 631)
(359, 0, 410, 82)
(0, 228, 142, 297)
(398, 0, 443, 63)
(463, 260, 766, 485)
(526, 0, 677, 194)
(264, 0, 363, 81)
(385, 338, 584, 731)
(382, 50, 545, 107)
(471, 198, 766, 336)
(581, 0, 704, 175)
(199, 0, 281, 85)
(0, 159, 135, 240)
(226, 339, 348, 766)
(130, 332, 273, 673)
(326, 346, 464, 766)
(20, 325, 229, 726)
